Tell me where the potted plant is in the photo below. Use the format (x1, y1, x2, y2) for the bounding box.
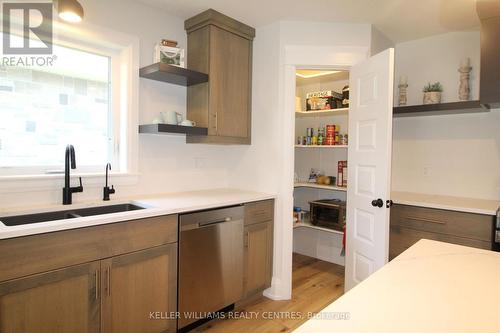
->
(423, 82, 443, 104)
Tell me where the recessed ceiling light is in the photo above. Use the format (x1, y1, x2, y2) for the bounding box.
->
(296, 70, 341, 79)
(57, 0, 84, 23)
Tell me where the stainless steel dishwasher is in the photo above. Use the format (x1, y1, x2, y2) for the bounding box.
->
(178, 205, 244, 330)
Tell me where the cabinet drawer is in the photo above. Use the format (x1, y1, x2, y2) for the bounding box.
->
(244, 200, 274, 225)
(0, 214, 178, 282)
(391, 204, 493, 242)
(390, 225, 491, 260)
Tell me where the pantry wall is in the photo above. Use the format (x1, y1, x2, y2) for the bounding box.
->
(293, 70, 350, 266)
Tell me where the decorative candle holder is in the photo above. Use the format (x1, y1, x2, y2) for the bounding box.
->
(398, 83, 408, 106)
(458, 64, 472, 101)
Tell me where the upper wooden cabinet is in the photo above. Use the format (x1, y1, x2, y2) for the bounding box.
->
(478, 1, 500, 108)
(185, 9, 255, 145)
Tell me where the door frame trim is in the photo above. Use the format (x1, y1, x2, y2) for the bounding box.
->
(264, 44, 369, 300)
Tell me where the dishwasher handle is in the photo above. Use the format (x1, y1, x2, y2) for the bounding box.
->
(199, 217, 232, 227)
(180, 206, 244, 232)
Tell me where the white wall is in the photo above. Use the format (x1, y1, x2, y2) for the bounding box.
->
(293, 228, 345, 266)
(371, 26, 394, 56)
(394, 31, 480, 106)
(392, 31, 500, 200)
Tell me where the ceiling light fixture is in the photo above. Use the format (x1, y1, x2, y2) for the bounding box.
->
(295, 70, 341, 79)
(57, 0, 84, 23)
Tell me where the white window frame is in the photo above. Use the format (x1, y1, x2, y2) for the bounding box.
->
(0, 20, 139, 192)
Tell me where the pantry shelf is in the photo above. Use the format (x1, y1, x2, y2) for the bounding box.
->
(295, 108, 349, 117)
(295, 145, 348, 149)
(294, 219, 344, 235)
(294, 182, 347, 192)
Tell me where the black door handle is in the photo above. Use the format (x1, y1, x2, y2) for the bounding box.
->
(371, 199, 384, 208)
(386, 200, 393, 208)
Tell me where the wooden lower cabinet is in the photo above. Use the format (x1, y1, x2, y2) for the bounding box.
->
(389, 204, 494, 260)
(243, 221, 273, 297)
(0, 244, 177, 333)
(0, 261, 100, 333)
(101, 244, 177, 333)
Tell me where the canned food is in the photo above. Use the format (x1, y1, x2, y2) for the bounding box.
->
(312, 136, 318, 145)
(307, 128, 314, 137)
(325, 136, 334, 145)
(326, 125, 335, 136)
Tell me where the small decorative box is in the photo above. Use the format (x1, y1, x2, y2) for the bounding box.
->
(154, 44, 185, 67)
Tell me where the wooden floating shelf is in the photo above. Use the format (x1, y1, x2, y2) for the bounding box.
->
(139, 124, 208, 136)
(294, 182, 347, 192)
(295, 108, 349, 117)
(139, 63, 209, 86)
(295, 145, 348, 149)
(393, 101, 488, 117)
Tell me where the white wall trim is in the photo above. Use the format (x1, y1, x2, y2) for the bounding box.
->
(265, 44, 368, 300)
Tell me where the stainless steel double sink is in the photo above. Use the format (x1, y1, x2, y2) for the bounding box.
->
(0, 203, 144, 227)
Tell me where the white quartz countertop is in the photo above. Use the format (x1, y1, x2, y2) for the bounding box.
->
(392, 191, 500, 215)
(294, 239, 500, 333)
(0, 188, 275, 240)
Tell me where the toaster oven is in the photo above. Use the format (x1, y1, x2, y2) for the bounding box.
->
(309, 199, 346, 231)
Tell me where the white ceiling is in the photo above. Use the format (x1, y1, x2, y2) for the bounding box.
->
(136, 0, 480, 43)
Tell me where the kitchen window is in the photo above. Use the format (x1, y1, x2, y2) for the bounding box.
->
(0, 38, 118, 176)
(0, 23, 139, 192)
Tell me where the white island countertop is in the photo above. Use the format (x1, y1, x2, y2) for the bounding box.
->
(392, 191, 500, 215)
(294, 239, 500, 333)
(0, 188, 275, 240)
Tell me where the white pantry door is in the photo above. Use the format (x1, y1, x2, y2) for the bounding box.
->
(345, 48, 395, 291)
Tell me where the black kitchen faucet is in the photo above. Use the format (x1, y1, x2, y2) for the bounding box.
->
(62, 144, 83, 205)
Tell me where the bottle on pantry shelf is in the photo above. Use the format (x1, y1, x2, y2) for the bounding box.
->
(317, 127, 324, 145)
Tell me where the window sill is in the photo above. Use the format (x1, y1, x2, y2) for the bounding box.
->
(0, 172, 140, 193)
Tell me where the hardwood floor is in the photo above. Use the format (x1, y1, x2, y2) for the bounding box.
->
(191, 253, 345, 333)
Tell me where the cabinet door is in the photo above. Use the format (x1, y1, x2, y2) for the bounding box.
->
(244, 221, 273, 297)
(101, 244, 177, 333)
(0, 262, 100, 333)
(210, 25, 251, 140)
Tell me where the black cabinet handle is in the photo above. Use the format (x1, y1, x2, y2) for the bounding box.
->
(386, 200, 394, 208)
(371, 199, 384, 208)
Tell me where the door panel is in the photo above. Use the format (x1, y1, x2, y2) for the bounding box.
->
(101, 244, 177, 333)
(345, 48, 394, 291)
(244, 221, 273, 296)
(210, 25, 251, 138)
(0, 262, 100, 333)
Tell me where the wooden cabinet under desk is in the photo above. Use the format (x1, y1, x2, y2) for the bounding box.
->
(389, 204, 494, 260)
